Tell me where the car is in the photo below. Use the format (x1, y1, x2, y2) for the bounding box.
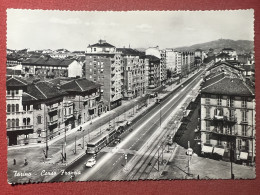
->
(85, 158, 96, 167)
(114, 138, 121, 144)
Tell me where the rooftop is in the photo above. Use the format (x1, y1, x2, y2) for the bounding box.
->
(61, 78, 101, 93)
(216, 53, 230, 58)
(88, 40, 115, 48)
(201, 76, 254, 97)
(22, 56, 75, 67)
(6, 76, 27, 87)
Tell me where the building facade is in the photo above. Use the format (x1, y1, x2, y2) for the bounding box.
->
(22, 56, 82, 78)
(117, 48, 148, 100)
(85, 40, 123, 110)
(200, 62, 255, 164)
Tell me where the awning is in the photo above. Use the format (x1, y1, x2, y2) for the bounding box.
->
(240, 152, 248, 160)
(202, 145, 213, 153)
(213, 147, 225, 156)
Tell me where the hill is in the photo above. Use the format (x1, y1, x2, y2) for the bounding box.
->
(174, 39, 254, 54)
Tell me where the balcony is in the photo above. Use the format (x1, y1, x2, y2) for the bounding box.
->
(212, 115, 237, 124)
(211, 128, 237, 137)
(63, 101, 73, 107)
(88, 104, 97, 110)
(7, 125, 33, 131)
(48, 119, 58, 126)
(64, 113, 74, 120)
(48, 105, 58, 112)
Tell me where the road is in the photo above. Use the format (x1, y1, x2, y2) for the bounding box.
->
(50, 69, 205, 182)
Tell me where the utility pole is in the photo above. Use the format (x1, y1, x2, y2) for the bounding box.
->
(45, 116, 48, 158)
(188, 141, 190, 175)
(74, 136, 77, 154)
(157, 147, 160, 172)
(230, 141, 234, 179)
(160, 101, 162, 127)
(64, 127, 67, 161)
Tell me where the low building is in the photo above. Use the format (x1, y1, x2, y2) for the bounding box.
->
(200, 62, 255, 164)
(22, 56, 82, 78)
(6, 76, 67, 146)
(60, 78, 103, 126)
(215, 53, 231, 62)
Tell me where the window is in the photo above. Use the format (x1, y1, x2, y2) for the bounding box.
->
(37, 115, 42, 124)
(37, 129, 42, 137)
(16, 104, 19, 112)
(206, 121, 210, 131)
(205, 98, 210, 105)
(7, 90, 10, 95)
(7, 119, 11, 128)
(242, 98, 247, 108)
(7, 104, 10, 113)
(25, 134, 29, 139)
(237, 139, 242, 150)
(206, 133, 210, 144)
(69, 107, 71, 115)
(16, 90, 19, 95)
(217, 96, 222, 106)
(12, 104, 15, 113)
(230, 97, 234, 107)
(205, 107, 210, 118)
(242, 111, 247, 122)
(16, 119, 19, 127)
(33, 104, 41, 110)
(26, 118, 30, 126)
(12, 119, 15, 127)
(217, 138, 221, 146)
(242, 125, 247, 136)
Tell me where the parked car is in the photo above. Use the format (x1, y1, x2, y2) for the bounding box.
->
(85, 158, 96, 168)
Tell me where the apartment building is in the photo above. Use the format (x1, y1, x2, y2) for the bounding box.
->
(22, 56, 82, 78)
(117, 48, 148, 100)
(85, 40, 123, 110)
(6, 76, 68, 146)
(145, 55, 161, 89)
(200, 62, 255, 164)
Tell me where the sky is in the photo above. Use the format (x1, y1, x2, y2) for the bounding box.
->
(7, 9, 254, 51)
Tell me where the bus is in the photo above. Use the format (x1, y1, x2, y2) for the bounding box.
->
(86, 128, 118, 154)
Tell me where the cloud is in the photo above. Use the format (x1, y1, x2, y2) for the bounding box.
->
(84, 21, 118, 27)
(135, 24, 153, 33)
(185, 27, 195, 31)
(50, 17, 82, 25)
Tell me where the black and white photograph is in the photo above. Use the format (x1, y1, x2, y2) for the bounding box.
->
(6, 9, 255, 184)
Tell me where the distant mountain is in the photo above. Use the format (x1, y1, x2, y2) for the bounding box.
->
(174, 39, 254, 54)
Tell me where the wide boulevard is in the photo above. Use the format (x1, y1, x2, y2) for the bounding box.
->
(51, 68, 205, 182)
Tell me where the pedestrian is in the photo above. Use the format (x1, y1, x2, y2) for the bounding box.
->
(197, 175, 200, 180)
(13, 159, 16, 165)
(24, 158, 28, 166)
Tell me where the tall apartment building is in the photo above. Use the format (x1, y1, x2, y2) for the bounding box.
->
(145, 46, 166, 85)
(85, 40, 123, 110)
(200, 62, 255, 164)
(117, 48, 148, 100)
(175, 51, 182, 75)
(145, 55, 161, 89)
